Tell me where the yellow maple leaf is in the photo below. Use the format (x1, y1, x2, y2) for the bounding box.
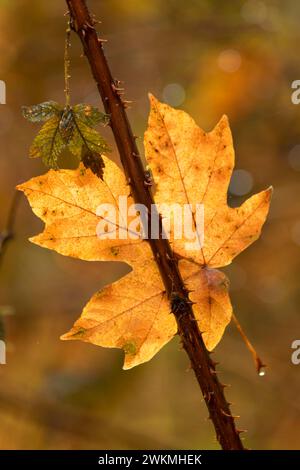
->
(17, 157, 176, 368)
(18, 157, 143, 264)
(17, 96, 272, 367)
(146, 95, 272, 269)
(62, 250, 176, 370)
(145, 95, 272, 350)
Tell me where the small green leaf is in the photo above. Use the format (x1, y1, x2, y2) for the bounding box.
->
(29, 115, 66, 167)
(23, 101, 109, 170)
(81, 146, 105, 179)
(22, 101, 62, 123)
(73, 104, 109, 127)
(69, 116, 110, 159)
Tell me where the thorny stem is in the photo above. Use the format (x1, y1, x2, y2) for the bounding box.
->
(66, 0, 245, 450)
(64, 18, 71, 107)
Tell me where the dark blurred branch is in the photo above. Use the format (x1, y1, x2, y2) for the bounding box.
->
(66, 0, 245, 450)
(0, 191, 21, 266)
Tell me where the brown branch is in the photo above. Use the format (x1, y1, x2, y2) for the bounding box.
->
(0, 191, 21, 267)
(66, 0, 245, 450)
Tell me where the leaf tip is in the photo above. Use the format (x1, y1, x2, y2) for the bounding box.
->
(60, 332, 71, 341)
(16, 183, 24, 192)
(220, 113, 229, 123)
(122, 355, 141, 371)
(262, 186, 273, 206)
(60, 326, 86, 341)
(29, 234, 49, 249)
(28, 235, 40, 245)
(60, 332, 76, 342)
(213, 114, 231, 134)
(148, 92, 158, 106)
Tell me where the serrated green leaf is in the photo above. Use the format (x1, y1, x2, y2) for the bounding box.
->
(73, 104, 109, 127)
(23, 100, 109, 170)
(69, 116, 110, 159)
(22, 101, 62, 123)
(29, 115, 66, 167)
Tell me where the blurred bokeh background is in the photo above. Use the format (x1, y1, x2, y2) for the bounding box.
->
(0, 0, 299, 450)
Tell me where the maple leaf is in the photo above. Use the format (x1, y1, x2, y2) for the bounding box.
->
(17, 158, 175, 369)
(22, 101, 110, 173)
(62, 246, 176, 370)
(145, 95, 272, 349)
(18, 96, 272, 368)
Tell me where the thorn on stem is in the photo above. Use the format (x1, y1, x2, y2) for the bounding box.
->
(82, 21, 95, 31)
(123, 100, 133, 109)
(220, 382, 229, 389)
(111, 83, 124, 93)
(236, 429, 248, 434)
(90, 13, 102, 25)
(221, 409, 233, 418)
